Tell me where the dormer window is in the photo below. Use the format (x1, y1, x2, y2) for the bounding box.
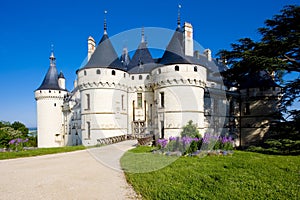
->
(175, 65, 179, 71)
(112, 70, 116, 76)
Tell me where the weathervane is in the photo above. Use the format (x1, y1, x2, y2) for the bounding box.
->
(104, 10, 108, 34)
(177, 4, 181, 28)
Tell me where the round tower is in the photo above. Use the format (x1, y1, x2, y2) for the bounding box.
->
(35, 51, 67, 147)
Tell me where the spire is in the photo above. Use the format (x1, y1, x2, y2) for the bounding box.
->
(177, 4, 181, 28)
(49, 44, 56, 67)
(141, 27, 145, 43)
(104, 10, 107, 35)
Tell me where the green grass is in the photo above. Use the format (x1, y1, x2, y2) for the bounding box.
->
(0, 145, 86, 160)
(121, 147, 300, 200)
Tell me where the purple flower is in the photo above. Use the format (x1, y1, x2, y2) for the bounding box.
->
(169, 136, 176, 141)
(182, 136, 193, 145)
(23, 138, 29, 143)
(8, 139, 16, 145)
(157, 139, 168, 148)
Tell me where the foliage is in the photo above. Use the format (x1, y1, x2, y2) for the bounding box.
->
(122, 148, 299, 200)
(180, 120, 200, 138)
(0, 121, 36, 149)
(218, 5, 300, 116)
(0, 146, 86, 160)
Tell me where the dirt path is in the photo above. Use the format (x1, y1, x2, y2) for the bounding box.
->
(0, 140, 140, 200)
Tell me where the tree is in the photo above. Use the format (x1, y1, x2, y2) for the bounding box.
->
(11, 121, 29, 136)
(218, 5, 300, 117)
(181, 120, 200, 138)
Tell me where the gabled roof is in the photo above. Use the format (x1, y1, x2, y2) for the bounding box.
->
(127, 41, 154, 71)
(239, 71, 279, 89)
(160, 28, 189, 65)
(36, 53, 66, 91)
(83, 34, 123, 70)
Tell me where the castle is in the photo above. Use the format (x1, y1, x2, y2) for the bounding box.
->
(35, 15, 281, 147)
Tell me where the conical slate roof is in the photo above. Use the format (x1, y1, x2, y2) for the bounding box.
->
(160, 28, 189, 65)
(127, 41, 155, 71)
(83, 34, 123, 69)
(36, 53, 65, 91)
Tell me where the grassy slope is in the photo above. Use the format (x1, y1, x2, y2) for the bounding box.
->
(0, 146, 86, 160)
(121, 147, 300, 200)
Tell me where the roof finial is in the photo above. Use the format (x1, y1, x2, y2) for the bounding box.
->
(141, 27, 145, 43)
(104, 10, 108, 35)
(49, 44, 56, 66)
(177, 4, 181, 28)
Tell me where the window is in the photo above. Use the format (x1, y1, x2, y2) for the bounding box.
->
(96, 69, 101, 74)
(87, 121, 91, 139)
(131, 76, 134, 80)
(160, 92, 164, 108)
(175, 65, 179, 71)
(112, 70, 116, 75)
(146, 75, 150, 80)
(84, 70, 87, 76)
(158, 69, 161, 74)
(137, 93, 142, 108)
(86, 94, 90, 110)
(49, 90, 51, 93)
(244, 102, 250, 115)
(194, 66, 198, 72)
(121, 95, 124, 110)
(139, 75, 143, 80)
(54, 103, 56, 107)
(124, 73, 126, 78)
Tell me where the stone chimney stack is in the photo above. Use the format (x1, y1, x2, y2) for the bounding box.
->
(183, 22, 194, 57)
(204, 49, 212, 61)
(87, 36, 96, 61)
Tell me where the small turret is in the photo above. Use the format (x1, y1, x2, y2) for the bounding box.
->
(58, 71, 66, 90)
(204, 49, 212, 61)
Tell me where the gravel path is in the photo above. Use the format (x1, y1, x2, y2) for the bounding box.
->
(0, 140, 140, 200)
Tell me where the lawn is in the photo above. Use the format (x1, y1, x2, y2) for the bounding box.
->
(0, 145, 86, 160)
(121, 147, 300, 200)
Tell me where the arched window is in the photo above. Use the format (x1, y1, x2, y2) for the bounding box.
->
(131, 76, 134, 80)
(146, 75, 150, 80)
(139, 75, 143, 80)
(112, 70, 116, 76)
(96, 69, 101, 74)
(175, 65, 179, 71)
(84, 70, 87, 76)
(194, 66, 198, 72)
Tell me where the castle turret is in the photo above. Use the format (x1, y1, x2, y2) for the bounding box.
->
(58, 71, 66, 90)
(35, 51, 67, 147)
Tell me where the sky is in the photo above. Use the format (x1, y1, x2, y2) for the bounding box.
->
(0, 0, 299, 128)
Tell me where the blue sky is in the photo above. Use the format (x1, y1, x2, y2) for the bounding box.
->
(0, 0, 299, 127)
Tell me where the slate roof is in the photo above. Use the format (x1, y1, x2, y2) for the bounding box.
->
(36, 65, 64, 91)
(83, 34, 123, 70)
(239, 71, 279, 89)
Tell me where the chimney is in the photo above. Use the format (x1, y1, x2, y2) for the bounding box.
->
(194, 50, 200, 59)
(87, 36, 96, 61)
(204, 49, 212, 61)
(183, 22, 193, 57)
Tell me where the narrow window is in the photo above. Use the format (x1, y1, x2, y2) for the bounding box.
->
(137, 93, 142, 108)
(124, 73, 126, 78)
(175, 65, 179, 71)
(146, 75, 150, 80)
(121, 95, 124, 110)
(160, 92, 164, 108)
(244, 102, 250, 115)
(86, 94, 90, 110)
(84, 70, 87, 76)
(87, 121, 91, 139)
(112, 70, 116, 75)
(158, 69, 161, 74)
(194, 66, 198, 72)
(54, 103, 56, 107)
(139, 75, 143, 80)
(96, 69, 101, 74)
(49, 90, 51, 93)
(132, 76, 134, 80)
